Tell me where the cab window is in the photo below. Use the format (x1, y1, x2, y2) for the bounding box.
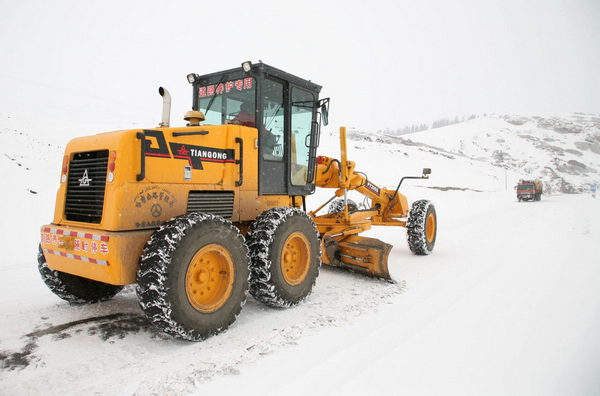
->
(290, 88, 315, 186)
(262, 79, 284, 161)
(197, 77, 256, 126)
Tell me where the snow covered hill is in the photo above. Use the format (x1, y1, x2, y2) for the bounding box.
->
(344, 113, 600, 194)
(1, 112, 599, 395)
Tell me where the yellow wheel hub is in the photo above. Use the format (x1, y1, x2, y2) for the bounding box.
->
(426, 212, 436, 243)
(185, 244, 235, 313)
(281, 231, 310, 286)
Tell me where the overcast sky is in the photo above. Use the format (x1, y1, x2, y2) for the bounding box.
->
(1, 0, 598, 131)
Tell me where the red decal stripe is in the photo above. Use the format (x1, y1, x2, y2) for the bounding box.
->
(42, 227, 109, 242)
(44, 249, 109, 266)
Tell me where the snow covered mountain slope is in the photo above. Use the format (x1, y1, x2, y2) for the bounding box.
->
(359, 113, 600, 194)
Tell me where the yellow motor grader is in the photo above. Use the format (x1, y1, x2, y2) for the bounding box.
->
(38, 61, 437, 341)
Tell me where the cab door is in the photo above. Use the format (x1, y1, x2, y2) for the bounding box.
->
(258, 78, 319, 196)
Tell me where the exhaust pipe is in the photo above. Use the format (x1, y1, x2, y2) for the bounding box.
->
(158, 87, 171, 127)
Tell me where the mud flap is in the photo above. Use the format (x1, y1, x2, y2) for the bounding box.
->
(324, 235, 393, 280)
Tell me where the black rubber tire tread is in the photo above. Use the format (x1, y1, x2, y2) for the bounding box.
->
(37, 244, 123, 304)
(327, 199, 358, 214)
(406, 200, 437, 255)
(246, 207, 321, 308)
(136, 212, 249, 342)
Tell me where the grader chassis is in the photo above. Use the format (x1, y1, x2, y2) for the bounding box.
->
(38, 61, 437, 341)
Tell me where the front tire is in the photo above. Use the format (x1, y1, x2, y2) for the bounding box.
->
(246, 207, 320, 308)
(406, 200, 437, 255)
(136, 213, 249, 341)
(37, 244, 123, 304)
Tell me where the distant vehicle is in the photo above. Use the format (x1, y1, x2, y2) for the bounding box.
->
(516, 179, 543, 202)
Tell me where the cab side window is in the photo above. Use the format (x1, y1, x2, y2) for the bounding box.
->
(290, 88, 315, 186)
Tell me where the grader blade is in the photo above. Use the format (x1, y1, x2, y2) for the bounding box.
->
(324, 235, 393, 280)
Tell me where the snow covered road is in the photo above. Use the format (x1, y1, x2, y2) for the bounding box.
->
(2, 190, 599, 395)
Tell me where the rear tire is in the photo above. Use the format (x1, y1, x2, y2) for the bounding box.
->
(136, 213, 249, 341)
(37, 244, 123, 304)
(246, 207, 320, 308)
(406, 200, 437, 255)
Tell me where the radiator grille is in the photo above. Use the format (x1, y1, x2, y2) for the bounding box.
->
(187, 191, 235, 218)
(64, 150, 108, 223)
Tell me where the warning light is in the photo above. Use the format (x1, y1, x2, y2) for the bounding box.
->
(107, 151, 117, 183)
(61, 155, 69, 183)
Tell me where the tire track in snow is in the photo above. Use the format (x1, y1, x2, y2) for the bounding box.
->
(1, 269, 405, 396)
(133, 268, 405, 395)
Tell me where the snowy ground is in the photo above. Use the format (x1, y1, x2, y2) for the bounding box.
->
(1, 113, 600, 395)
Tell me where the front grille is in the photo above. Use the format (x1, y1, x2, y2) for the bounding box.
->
(187, 191, 235, 218)
(65, 150, 109, 223)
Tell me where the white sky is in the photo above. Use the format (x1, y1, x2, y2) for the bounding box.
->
(1, 0, 598, 131)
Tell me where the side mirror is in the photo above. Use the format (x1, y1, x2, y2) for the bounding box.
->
(422, 168, 431, 176)
(318, 98, 330, 126)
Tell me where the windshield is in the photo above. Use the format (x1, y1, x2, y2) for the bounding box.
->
(519, 184, 534, 190)
(198, 76, 256, 126)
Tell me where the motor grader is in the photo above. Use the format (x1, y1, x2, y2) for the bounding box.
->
(38, 61, 437, 341)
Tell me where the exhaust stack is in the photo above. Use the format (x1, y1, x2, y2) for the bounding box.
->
(158, 87, 171, 127)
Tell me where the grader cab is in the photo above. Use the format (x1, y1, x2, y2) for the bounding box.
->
(38, 61, 437, 341)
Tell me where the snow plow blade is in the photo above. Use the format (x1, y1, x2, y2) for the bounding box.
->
(324, 235, 393, 280)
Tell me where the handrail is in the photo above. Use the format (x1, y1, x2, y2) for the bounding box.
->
(136, 132, 146, 181)
(235, 137, 243, 187)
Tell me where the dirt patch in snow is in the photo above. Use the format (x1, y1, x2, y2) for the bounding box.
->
(0, 313, 168, 372)
(0, 340, 38, 371)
